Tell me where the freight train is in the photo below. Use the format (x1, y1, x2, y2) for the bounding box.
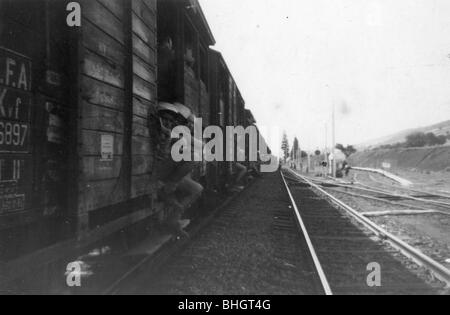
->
(0, 0, 270, 287)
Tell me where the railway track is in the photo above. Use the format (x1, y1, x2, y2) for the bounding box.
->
(104, 171, 445, 295)
(297, 173, 450, 212)
(354, 172, 450, 201)
(111, 173, 325, 295)
(323, 184, 450, 214)
(353, 183, 450, 207)
(281, 173, 409, 207)
(351, 171, 450, 203)
(282, 168, 450, 293)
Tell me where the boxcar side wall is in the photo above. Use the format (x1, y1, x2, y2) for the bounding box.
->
(0, 0, 75, 261)
(131, 0, 157, 202)
(77, 0, 157, 237)
(78, 0, 128, 233)
(0, 0, 158, 281)
(0, 0, 265, 287)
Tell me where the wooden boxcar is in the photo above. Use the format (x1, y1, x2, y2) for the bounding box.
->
(0, 0, 161, 284)
(156, 0, 216, 192)
(156, 0, 215, 120)
(0, 0, 77, 265)
(208, 48, 244, 190)
(76, 0, 157, 236)
(0, 0, 262, 287)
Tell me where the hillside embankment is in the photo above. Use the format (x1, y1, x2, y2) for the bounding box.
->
(349, 146, 450, 173)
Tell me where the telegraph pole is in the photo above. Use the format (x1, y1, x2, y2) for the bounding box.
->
(331, 103, 337, 177)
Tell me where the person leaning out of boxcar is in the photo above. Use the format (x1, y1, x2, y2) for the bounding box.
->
(227, 134, 251, 193)
(151, 102, 204, 238)
(228, 163, 247, 193)
(248, 152, 262, 179)
(158, 36, 176, 103)
(176, 109, 205, 213)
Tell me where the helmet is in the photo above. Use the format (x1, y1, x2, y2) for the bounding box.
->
(174, 102, 192, 120)
(158, 102, 180, 115)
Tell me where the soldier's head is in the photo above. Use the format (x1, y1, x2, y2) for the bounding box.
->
(160, 36, 173, 50)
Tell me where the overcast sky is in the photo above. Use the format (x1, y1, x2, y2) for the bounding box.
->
(199, 0, 450, 153)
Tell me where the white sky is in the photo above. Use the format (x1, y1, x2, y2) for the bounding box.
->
(199, 0, 450, 152)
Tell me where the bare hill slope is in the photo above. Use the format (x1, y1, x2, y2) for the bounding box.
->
(358, 120, 450, 149)
(349, 146, 450, 172)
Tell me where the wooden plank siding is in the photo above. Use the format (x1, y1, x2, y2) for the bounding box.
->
(131, 0, 157, 199)
(82, 0, 125, 44)
(184, 65, 200, 115)
(200, 81, 210, 125)
(76, 0, 158, 229)
(0, 0, 77, 260)
(207, 49, 242, 187)
(78, 0, 128, 224)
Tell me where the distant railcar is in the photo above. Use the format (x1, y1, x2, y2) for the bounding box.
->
(208, 49, 243, 191)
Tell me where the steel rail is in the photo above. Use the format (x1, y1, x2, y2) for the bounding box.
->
(351, 173, 450, 206)
(359, 172, 450, 200)
(357, 176, 450, 200)
(322, 186, 432, 210)
(301, 174, 450, 209)
(280, 171, 333, 295)
(302, 171, 450, 208)
(285, 168, 450, 287)
(353, 182, 450, 209)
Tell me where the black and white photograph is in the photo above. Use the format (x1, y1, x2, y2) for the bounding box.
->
(0, 0, 449, 299)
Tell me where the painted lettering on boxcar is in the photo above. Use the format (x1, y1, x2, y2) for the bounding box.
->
(0, 48, 31, 91)
(0, 48, 32, 214)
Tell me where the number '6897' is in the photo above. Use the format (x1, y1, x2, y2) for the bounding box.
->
(0, 121, 28, 148)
